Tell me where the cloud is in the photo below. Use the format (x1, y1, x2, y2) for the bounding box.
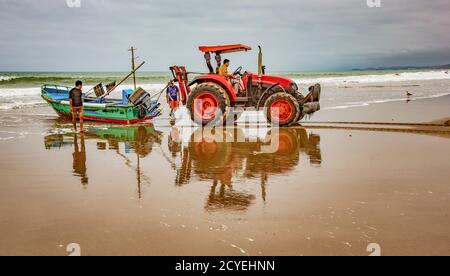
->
(0, 0, 449, 71)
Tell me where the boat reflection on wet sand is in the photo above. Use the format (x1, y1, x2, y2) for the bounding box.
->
(44, 124, 321, 212)
(168, 127, 322, 212)
(44, 124, 163, 195)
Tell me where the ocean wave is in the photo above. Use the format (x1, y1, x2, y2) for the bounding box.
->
(0, 75, 93, 85)
(0, 101, 47, 110)
(0, 84, 165, 98)
(0, 84, 166, 110)
(0, 88, 42, 98)
(294, 70, 450, 85)
(0, 76, 18, 82)
(0, 73, 171, 87)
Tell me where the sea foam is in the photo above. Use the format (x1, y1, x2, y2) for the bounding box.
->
(0, 76, 18, 82)
(294, 70, 450, 85)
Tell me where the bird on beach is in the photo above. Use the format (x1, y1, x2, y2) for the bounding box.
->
(406, 91, 413, 97)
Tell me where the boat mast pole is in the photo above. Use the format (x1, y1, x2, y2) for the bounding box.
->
(129, 47, 137, 91)
(101, 61, 145, 99)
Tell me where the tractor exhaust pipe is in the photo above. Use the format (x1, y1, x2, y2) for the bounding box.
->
(258, 46, 263, 77)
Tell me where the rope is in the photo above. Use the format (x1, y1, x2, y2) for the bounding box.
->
(151, 82, 170, 103)
(132, 82, 170, 111)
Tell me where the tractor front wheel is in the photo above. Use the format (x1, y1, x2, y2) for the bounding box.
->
(187, 83, 230, 126)
(265, 92, 301, 127)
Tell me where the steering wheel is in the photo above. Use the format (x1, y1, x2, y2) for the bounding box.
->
(232, 66, 243, 76)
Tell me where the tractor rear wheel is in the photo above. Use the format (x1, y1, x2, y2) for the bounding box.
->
(265, 92, 301, 127)
(187, 82, 230, 126)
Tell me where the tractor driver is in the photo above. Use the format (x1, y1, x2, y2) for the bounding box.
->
(219, 59, 240, 93)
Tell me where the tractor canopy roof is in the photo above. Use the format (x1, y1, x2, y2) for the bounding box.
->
(198, 44, 252, 54)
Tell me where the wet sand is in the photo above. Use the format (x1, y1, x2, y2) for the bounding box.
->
(0, 96, 450, 256)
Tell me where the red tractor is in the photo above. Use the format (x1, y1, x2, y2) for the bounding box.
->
(170, 44, 321, 127)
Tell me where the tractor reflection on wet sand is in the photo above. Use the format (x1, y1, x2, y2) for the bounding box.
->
(170, 44, 321, 127)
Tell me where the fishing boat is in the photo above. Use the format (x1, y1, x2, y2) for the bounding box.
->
(41, 84, 161, 124)
(41, 48, 163, 124)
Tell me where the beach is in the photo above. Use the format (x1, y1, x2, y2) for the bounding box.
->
(1, 71, 450, 256)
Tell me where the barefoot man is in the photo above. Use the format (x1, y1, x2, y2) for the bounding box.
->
(69, 80, 84, 132)
(166, 80, 180, 118)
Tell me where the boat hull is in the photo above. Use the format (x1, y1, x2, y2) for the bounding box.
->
(41, 85, 158, 125)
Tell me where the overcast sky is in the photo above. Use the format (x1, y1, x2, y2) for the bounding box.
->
(0, 0, 449, 72)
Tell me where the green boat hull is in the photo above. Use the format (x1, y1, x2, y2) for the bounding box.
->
(41, 84, 158, 124)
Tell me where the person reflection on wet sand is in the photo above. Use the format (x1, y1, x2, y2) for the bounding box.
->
(170, 127, 322, 211)
(168, 127, 182, 157)
(73, 133, 88, 186)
